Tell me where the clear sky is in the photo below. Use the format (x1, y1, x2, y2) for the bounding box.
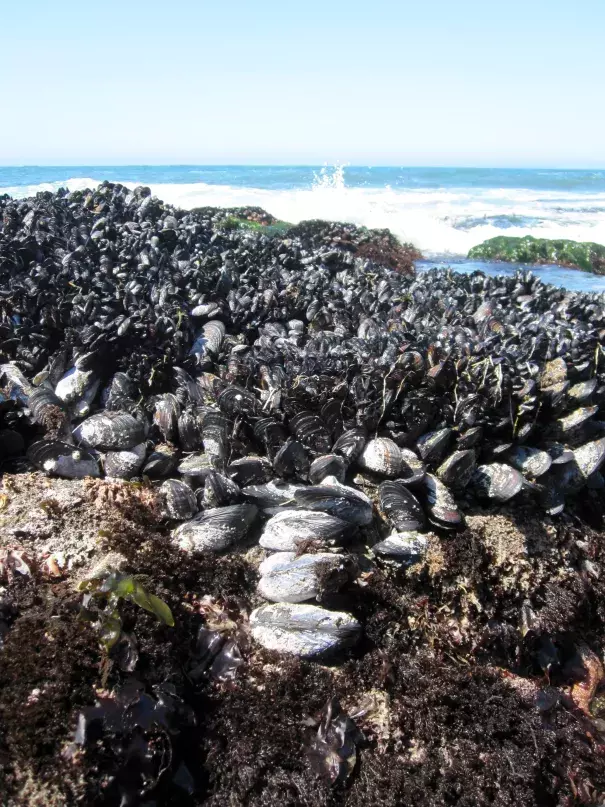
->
(1, 0, 604, 167)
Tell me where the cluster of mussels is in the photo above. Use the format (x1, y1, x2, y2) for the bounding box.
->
(2, 182, 605, 659)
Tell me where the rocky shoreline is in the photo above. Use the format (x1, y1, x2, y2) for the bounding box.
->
(1, 183, 605, 806)
(468, 235, 605, 275)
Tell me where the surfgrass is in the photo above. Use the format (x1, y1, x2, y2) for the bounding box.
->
(468, 235, 605, 274)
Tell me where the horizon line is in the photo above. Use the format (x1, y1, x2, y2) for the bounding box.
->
(2, 163, 605, 172)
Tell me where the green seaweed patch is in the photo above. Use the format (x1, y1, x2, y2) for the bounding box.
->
(221, 215, 292, 236)
(468, 235, 605, 274)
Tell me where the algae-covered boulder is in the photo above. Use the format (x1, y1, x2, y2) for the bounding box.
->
(468, 235, 605, 274)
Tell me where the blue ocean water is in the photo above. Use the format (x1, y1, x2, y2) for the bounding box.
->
(2, 164, 605, 292)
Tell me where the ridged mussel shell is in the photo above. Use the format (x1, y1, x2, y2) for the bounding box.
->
(378, 481, 426, 532)
(257, 552, 355, 603)
(358, 437, 402, 477)
(259, 508, 350, 551)
(73, 411, 146, 451)
(171, 503, 258, 553)
(27, 439, 100, 479)
(159, 479, 198, 520)
(472, 463, 524, 502)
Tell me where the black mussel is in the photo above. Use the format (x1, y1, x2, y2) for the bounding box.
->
(472, 463, 524, 502)
(416, 428, 452, 465)
(573, 436, 605, 479)
(177, 452, 215, 478)
(0, 363, 34, 405)
(358, 437, 403, 477)
(101, 373, 138, 411)
(456, 426, 483, 450)
(227, 456, 272, 486)
(257, 551, 356, 603)
(27, 440, 100, 479)
(143, 444, 179, 478)
(254, 417, 288, 461)
(505, 446, 552, 478)
(555, 406, 599, 435)
(259, 508, 350, 551)
(289, 411, 332, 455)
(540, 357, 567, 388)
(437, 449, 476, 489)
(189, 320, 225, 363)
(159, 479, 198, 520)
(274, 439, 310, 479)
(378, 481, 426, 532)
(104, 443, 147, 479)
(568, 378, 597, 404)
(295, 477, 373, 526)
(309, 454, 347, 484)
(423, 474, 463, 529)
(73, 411, 146, 451)
(201, 410, 231, 467)
(200, 471, 242, 509)
(241, 480, 305, 509)
(28, 387, 69, 434)
(544, 441, 575, 465)
(171, 503, 258, 553)
(397, 448, 426, 486)
(332, 427, 367, 465)
(178, 409, 204, 452)
(0, 429, 25, 457)
(152, 393, 181, 443)
(218, 385, 258, 417)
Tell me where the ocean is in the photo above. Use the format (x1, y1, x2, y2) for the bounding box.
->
(3, 164, 605, 292)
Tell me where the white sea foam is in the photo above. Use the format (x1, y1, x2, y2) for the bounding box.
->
(4, 168, 605, 257)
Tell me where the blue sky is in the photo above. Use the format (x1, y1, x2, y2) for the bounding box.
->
(1, 0, 604, 167)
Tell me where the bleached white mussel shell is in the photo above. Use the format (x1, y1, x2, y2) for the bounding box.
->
(250, 602, 361, 658)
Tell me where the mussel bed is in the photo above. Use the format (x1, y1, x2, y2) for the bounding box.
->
(1, 184, 605, 805)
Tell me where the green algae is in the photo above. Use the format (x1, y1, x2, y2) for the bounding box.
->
(468, 235, 605, 274)
(221, 215, 292, 236)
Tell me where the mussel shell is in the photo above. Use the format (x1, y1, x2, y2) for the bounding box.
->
(257, 552, 354, 603)
(28, 387, 68, 428)
(218, 385, 258, 417)
(254, 417, 288, 460)
(540, 357, 567, 388)
(573, 436, 605, 479)
(397, 448, 426, 486)
(73, 411, 146, 451)
(153, 394, 180, 443)
(294, 478, 373, 526)
(372, 531, 429, 562)
(505, 446, 552, 478)
(436, 450, 476, 489)
(332, 427, 367, 465)
(259, 508, 350, 551)
(309, 454, 347, 484)
(171, 503, 258, 552)
(104, 443, 147, 479)
(378, 481, 426, 532)
(27, 439, 100, 479)
(456, 427, 483, 450)
(416, 428, 452, 464)
(200, 471, 242, 509)
(423, 474, 463, 529)
(177, 452, 215, 477)
(556, 406, 599, 434)
(358, 437, 403, 477)
(274, 440, 310, 479)
(159, 479, 198, 520)
(0, 428, 25, 456)
(143, 444, 179, 478)
(249, 603, 361, 657)
(178, 410, 204, 452)
(201, 410, 230, 465)
(544, 442, 575, 465)
(472, 463, 524, 502)
(227, 456, 272, 486)
(289, 411, 332, 454)
(568, 378, 597, 403)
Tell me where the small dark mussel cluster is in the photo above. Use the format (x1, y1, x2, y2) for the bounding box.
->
(3, 184, 605, 794)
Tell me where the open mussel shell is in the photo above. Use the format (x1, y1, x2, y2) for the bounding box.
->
(416, 428, 452, 465)
(332, 427, 367, 465)
(423, 474, 463, 529)
(200, 471, 241, 509)
(309, 454, 347, 484)
(257, 552, 355, 603)
(358, 437, 403, 477)
(259, 509, 350, 551)
(472, 463, 524, 502)
(73, 411, 146, 451)
(227, 456, 272, 486)
(249, 603, 361, 658)
(436, 450, 476, 490)
(104, 442, 147, 479)
(289, 411, 332, 454)
(378, 481, 426, 532)
(274, 440, 310, 480)
(294, 477, 373, 526)
(159, 479, 198, 520)
(27, 439, 100, 479)
(505, 446, 552, 478)
(171, 503, 258, 553)
(372, 531, 429, 563)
